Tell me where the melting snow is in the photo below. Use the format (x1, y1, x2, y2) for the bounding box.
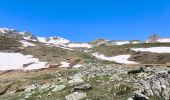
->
(131, 47, 170, 53)
(92, 53, 138, 64)
(0, 52, 48, 71)
(20, 40, 35, 47)
(68, 43, 92, 48)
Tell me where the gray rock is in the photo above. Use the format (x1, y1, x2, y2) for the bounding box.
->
(72, 84, 92, 92)
(52, 84, 65, 92)
(24, 84, 38, 93)
(65, 92, 87, 100)
(109, 74, 122, 81)
(128, 67, 144, 74)
(137, 69, 170, 100)
(68, 73, 84, 85)
(133, 91, 149, 100)
(127, 98, 133, 100)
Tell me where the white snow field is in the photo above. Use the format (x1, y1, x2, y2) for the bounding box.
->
(131, 47, 170, 53)
(92, 53, 138, 64)
(20, 40, 35, 47)
(68, 43, 92, 48)
(0, 52, 48, 71)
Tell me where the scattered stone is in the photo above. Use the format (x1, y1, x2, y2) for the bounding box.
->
(72, 84, 92, 92)
(24, 84, 38, 93)
(24, 93, 32, 99)
(47, 93, 52, 96)
(109, 74, 122, 81)
(15, 88, 26, 93)
(138, 69, 170, 100)
(39, 84, 51, 90)
(65, 92, 87, 100)
(128, 67, 144, 74)
(37, 95, 42, 99)
(144, 65, 153, 67)
(52, 84, 65, 92)
(68, 73, 84, 85)
(133, 91, 149, 100)
(127, 98, 133, 100)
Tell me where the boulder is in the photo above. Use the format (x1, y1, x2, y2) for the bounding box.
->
(109, 74, 122, 81)
(52, 84, 65, 92)
(65, 92, 87, 100)
(133, 91, 149, 100)
(128, 67, 144, 74)
(72, 84, 92, 92)
(68, 73, 84, 85)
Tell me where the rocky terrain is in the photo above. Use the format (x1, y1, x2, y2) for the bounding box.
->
(0, 28, 170, 100)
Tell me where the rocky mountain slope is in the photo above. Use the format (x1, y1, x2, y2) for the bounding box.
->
(0, 28, 170, 100)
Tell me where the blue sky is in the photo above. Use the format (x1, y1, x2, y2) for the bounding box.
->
(0, 0, 170, 42)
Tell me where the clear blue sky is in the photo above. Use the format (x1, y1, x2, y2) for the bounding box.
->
(0, 0, 170, 42)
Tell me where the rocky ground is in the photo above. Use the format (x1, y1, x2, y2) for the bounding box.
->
(0, 62, 169, 100)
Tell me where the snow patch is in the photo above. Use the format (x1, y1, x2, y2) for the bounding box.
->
(115, 41, 130, 45)
(59, 61, 70, 68)
(59, 62, 82, 68)
(157, 38, 170, 43)
(58, 46, 74, 50)
(68, 43, 92, 48)
(73, 64, 82, 68)
(0, 52, 48, 71)
(131, 47, 170, 53)
(92, 53, 138, 64)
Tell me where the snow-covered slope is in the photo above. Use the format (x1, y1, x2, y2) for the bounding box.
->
(0, 28, 16, 34)
(37, 36, 70, 45)
(0, 28, 70, 45)
(67, 43, 92, 48)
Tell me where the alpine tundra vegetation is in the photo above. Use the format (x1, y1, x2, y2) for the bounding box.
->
(0, 28, 170, 100)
